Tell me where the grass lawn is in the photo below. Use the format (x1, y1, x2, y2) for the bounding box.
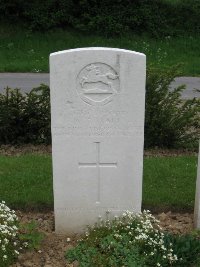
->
(0, 154, 198, 211)
(143, 156, 198, 211)
(0, 24, 200, 75)
(0, 154, 53, 210)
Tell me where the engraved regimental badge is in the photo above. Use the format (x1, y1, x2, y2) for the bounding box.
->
(76, 63, 120, 106)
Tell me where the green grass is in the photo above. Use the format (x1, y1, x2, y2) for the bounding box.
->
(0, 154, 53, 210)
(0, 24, 200, 75)
(0, 154, 198, 211)
(143, 156, 198, 211)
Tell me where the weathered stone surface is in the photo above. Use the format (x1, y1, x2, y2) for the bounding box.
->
(50, 47, 146, 233)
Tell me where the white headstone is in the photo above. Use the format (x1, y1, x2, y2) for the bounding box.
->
(50, 47, 146, 233)
(194, 142, 200, 228)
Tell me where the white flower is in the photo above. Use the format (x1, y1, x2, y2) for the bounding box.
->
(3, 255, 7, 260)
(14, 250, 19, 255)
(0, 201, 21, 262)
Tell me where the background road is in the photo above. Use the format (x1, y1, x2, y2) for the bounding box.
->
(0, 73, 199, 99)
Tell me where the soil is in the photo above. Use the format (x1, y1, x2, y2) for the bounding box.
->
(0, 144, 197, 157)
(10, 211, 195, 267)
(0, 145, 52, 156)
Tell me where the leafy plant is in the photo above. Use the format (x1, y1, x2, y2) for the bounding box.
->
(66, 210, 200, 267)
(19, 221, 44, 250)
(67, 242, 145, 267)
(145, 66, 200, 148)
(24, 84, 51, 144)
(0, 84, 51, 145)
(164, 233, 200, 266)
(65, 210, 178, 267)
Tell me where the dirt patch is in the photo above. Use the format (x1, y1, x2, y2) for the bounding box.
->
(10, 211, 195, 267)
(144, 148, 198, 157)
(156, 211, 194, 235)
(11, 211, 78, 267)
(0, 145, 51, 156)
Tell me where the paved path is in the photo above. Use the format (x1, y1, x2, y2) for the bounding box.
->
(0, 73, 199, 99)
(171, 77, 200, 99)
(0, 73, 49, 93)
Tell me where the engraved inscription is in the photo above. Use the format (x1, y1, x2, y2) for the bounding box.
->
(79, 142, 117, 203)
(52, 108, 143, 137)
(76, 63, 120, 106)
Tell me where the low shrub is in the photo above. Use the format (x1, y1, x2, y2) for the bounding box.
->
(0, 84, 51, 145)
(66, 210, 200, 266)
(145, 66, 200, 149)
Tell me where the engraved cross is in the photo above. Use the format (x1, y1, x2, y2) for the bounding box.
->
(78, 142, 117, 203)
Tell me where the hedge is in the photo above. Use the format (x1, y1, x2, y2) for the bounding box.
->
(1, 0, 200, 36)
